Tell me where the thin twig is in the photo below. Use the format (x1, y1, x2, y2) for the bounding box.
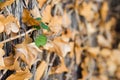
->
(0, 70, 7, 79)
(85, 58, 95, 80)
(0, 28, 36, 44)
(44, 54, 57, 80)
(65, 54, 76, 80)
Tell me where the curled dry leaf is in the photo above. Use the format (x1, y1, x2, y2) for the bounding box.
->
(15, 43, 39, 68)
(79, 2, 94, 21)
(22, 9, 39, 26)
(0, 54, 21, 71)
(0, 44, 5, 66)
(86, 22, 96, 34)
(51, 0, 61, 5)
(0, 15, 20, 34)
(75, 46, 82, 65)
(0, 15, 5, 33)
(61, 29, 72, 42)
(0, 21, 4, 33)
(86, 47, 100, 57)
(69, 42, 74, 58)
(107, 60, 117, 76)
(6, 69, 32, 80)
(0, 0, 15, 9)
(53, 37, 71, 57)
(43, 40, 68, 75)
(50, 59, 68, 74)
(15, 35, 42, 68)
(116, 67, 120, 79)
(42, 5, 52, 23)
(37, 0, 46, 8)
(62, 12, 71, 28)
(52, 42, 63, 57)
(5, 22, 19, 35)
(11, 22, 19, 33)
(49, 16, 62, 33)
(100, 1, 109, 21)
(15, 42, 43, 68)
(81, 57, 90, 79)
(97, 35, 111, 48)
(23, 34, 33, 44)
(30, 5, 41, 18)
(5, 23, 12, 35)
(43, 42, 54, 50)
(100, 48, 111, 58)
(3, 55, 14, 68)
(35, 61, 47, 80)
(111, 50, 120, 65)
(105, 17, 116, 30)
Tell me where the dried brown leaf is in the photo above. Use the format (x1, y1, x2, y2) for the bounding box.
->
(42, 5, 52, 23)
(0, 15, 20, 34)
(6, 69, 32, 80)
(62, 12, 71, 28)
(50, 58, 68, 74)
(0, 44, 5, 66)
(0, 54, 21, 71)
(15, 36, 41, 68)
(22, 9, 39, 26)
(0, 21, 4, 33)
(0, 0, 15, 9)
(35, 61, 47, 80)
(53, 37, 71, 57)
(86, 47, 100, 57)
(49, 16, 62, 33)
(97, 35, 111, 48)
(75, 46, 82, 65)
(100, 1, 109, 21)
(100, 48, 111, 58)
(79, 2, 94, 21)
(37, 0, 46, 8)
(30, 5, 41, 18)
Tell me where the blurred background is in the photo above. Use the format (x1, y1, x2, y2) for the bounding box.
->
(0, 0, 120, 80)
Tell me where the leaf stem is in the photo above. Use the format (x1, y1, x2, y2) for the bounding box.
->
(0, 28, 36, 44)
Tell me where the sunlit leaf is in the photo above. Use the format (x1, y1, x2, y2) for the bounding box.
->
(35, 34, 47, 47)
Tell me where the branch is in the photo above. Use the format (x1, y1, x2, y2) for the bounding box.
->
(43, 54, 57, 80)
(0, 28, 36, 44)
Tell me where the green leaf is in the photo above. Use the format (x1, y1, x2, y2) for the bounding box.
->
(0, 0, 2, 2)
(40, 22, 50, 31)
(34, 25, 40, 30)
(36, 17, 42, 21)
(35, 34, 47, 47)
